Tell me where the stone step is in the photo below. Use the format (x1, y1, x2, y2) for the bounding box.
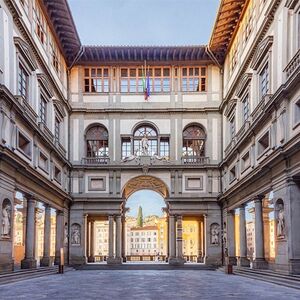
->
(235, 268, 300, 282)
(75, 263, 217, 271)
(234, 270, 300, 290)
(0, 266, 75, 285)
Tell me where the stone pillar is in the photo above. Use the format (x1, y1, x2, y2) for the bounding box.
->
(115, 215, 122, 264)
(253, 197, 268, 269)
(21, 198, 37, 269)
(238, 205, 250, 267)
(121, 216, 126, 262)
(168, 215, 176, 260)
(226, 210, 237, 265)
(40, 204, 52, 267)
(197, 220, 203, 263)
(54, 210, 64, 265)
(88, 220, 95, 262)
(86, 221, 90, 258)
(107, 215, 114, 264)
(203, 215, 207, 262)
(169, 215, 184, 265)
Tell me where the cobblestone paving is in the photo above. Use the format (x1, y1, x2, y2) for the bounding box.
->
(1, 270, 300, 300)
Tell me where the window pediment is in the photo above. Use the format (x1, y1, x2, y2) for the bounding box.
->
(236, 73, 252, 97)
(37, 74, 54, 98)
(14, 37, 37, 71)
(53, 98, 66, 118)
(224, 98, 237, 117)
(251, 36, 273, 70)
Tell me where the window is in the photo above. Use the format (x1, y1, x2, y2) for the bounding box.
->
(230, 39, 239, 73)
(242, 93, 250, 123)
(258, 131, 270, 156)
(229, 116, 236, 139)
(133, 125, 158, 156)
(84, 68, 109, 93)
(121, 138, 131, 159)
(54, 117, 60, 143)
(18, 63, 29, 99)
(241, 151, 250, 172)
(120, 67, 171, 93)
(159, 138, 169, 158)
(50, 36, 60, 74)
(182, 125, 206, 162)
(259, 62, 269, 99)
(294, 99, 300, 125)
(243, 3, 254, 45)
(33, 2, 47, 45)
(181, 67, 206, 92)
(38, 151, 49, 172)
(86, 125, 109, 157)
(229, 166, 236, 183)
(39, 95, 47, 124)
(54, 166, 61, 183)
(17, 130, 32, 158)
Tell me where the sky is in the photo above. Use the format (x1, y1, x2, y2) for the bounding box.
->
(68, 0, 220, 46)
(126, 190, 166, 217)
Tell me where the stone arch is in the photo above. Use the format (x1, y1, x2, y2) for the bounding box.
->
(131, 121, 160, 136)
(1, 198, 12, 238)
(122, 175, 169, 199)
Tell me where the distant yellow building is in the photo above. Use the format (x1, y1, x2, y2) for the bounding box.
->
(182, 219, 199, 258)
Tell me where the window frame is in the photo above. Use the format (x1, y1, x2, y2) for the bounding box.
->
(38, 149, 49, 173)
(85, 125, 109, 158)
(39, 93, 48, 125)
(259, 61, 270, 100)
(17, 62, 29, 100)
(16, 128, 32, 159)
(257, 130, 270, 158)
(181, 66, 207, 92)
(83, 67, 110, 93)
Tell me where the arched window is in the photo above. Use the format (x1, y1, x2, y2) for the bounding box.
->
(182, 125, 206, 162)
(86, 125, 109, 158)
(133, 125, 158, 156)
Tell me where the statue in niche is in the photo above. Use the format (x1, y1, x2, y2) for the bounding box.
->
(2, 201, 11, 237)
(64, 223, 68, 246)
(277, 203, 285, 239)
(71, 224, 81, 245)
(210, 223, 220, 245)
(141, 134, 149, 155)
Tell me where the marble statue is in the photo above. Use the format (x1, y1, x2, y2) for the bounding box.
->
(211, 223, 220, 244)
(277, 204, 285, 238)
(141, 134, 149, 155)
(2, 202, 11, 237)
(71, 224, 81, 245)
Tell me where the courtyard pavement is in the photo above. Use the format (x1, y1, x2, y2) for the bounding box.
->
(0, 270, 300, 299)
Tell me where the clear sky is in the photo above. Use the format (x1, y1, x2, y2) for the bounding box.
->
(68, 0, 220, 46)
(126, 190, 166, 217)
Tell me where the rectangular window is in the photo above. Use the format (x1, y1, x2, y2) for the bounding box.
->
(230, 39, 239, 72)
(243, 3, 254, 45)
(54, 166, 61, 183)
(33, 2, 47, 45)
(295, 99, 300, 125)
(229, 166, 236, 183)
(39, 95, 47, 124)
(50, 36, 60, 74)
(54, 117, 60, 143)
(159, 138, 169, 158)
(84, 68, 110, 93)
(242, 93, 250, 122)
(39, 151, 49, 172)
(17, 130, 32, 158)
(181, 67, 206, 92)
(18, 64, 29, 99)
(259, 62, 269, 99)
(122, 138, 131, 159)
(258, 131, 270, 156)
(229, 115, 236, 138)
(241, 151, 250, 172)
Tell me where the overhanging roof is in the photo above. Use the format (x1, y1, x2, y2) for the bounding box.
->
(77, 46, 214, 65)
(209, 0, 249, 61)
(41, 0, 81, 65)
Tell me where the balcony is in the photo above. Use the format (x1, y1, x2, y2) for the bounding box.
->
(181, 156, 209, 165)
(81, 156, 110, 165)
(285, 48, 300, 81)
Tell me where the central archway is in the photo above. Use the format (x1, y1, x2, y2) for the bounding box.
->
(122, 176, 169, 263)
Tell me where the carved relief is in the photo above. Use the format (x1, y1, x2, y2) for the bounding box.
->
(210, 223, 220, 245)
(2, 199, 12, 238)
(71, 223, 81, 246)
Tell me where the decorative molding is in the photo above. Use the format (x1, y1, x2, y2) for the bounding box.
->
(236, 73, 252, 97)
(251, 36, 274, 70)
(53, 98, 66, 118)
(224, 98, 237, 117)
(37, 74, 54, 98)
(14, 37, 38, 71)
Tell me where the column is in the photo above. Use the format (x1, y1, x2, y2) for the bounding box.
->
(238, 205, 250, 267)
(40, 204, 52, 267)
(253, 197, 268, 269)
(115, 215, 122, 263)
(198, 220, 203, 263)
(121, 216, 126, 262)
(226, 210, 237, 265)
(203, 214, 207, 262)
(21, 198, 37, 269)
(54, 210, 64, 265)
(176, 215, 184, 260)
(107, 215, 114, 263)
(168, 215, 176, 260)
(86, 221, 90, 259)
(88, 220, 95, 262)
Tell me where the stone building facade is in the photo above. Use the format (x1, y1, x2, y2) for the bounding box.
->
(0, 0, 299, 274)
